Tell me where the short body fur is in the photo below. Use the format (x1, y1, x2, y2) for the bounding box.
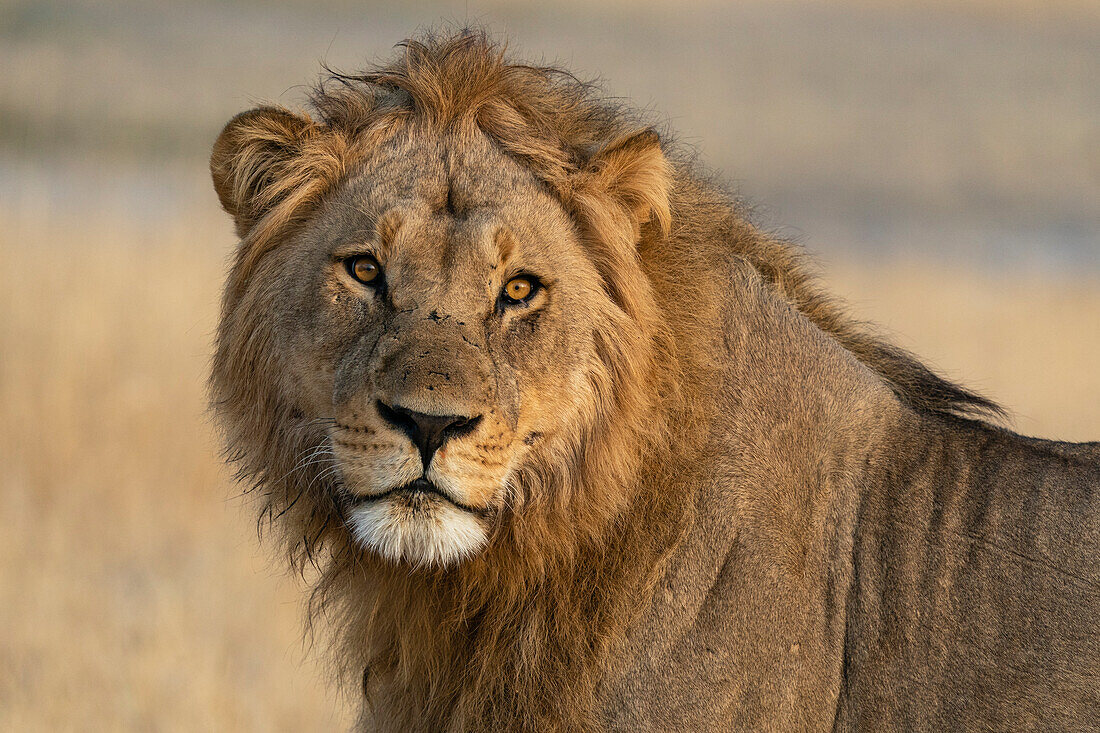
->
(210, 31, 1100, 731)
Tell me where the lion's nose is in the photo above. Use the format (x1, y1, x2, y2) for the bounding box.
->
(375, 400, 481, 468)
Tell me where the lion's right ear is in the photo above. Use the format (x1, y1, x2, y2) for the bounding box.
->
(565, 129, 672, 252)
(210, 106, 319, 238)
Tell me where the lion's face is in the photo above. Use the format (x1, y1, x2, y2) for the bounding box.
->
(257, 128, 616, 566)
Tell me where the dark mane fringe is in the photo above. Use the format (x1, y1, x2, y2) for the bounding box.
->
(304, 27, 1000, 421)
(717, 214, 1004, 419)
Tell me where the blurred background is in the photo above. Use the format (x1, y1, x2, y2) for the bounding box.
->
(1, 0, 1097, 729)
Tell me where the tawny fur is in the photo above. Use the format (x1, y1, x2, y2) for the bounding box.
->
(210, 30, 1099, 732)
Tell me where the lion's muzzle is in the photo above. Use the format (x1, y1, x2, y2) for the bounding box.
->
(331, 309, 515, 566)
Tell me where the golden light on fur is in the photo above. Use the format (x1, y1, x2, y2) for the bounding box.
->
(210, 29, 1097, 732)
(208, 33, 694, 726)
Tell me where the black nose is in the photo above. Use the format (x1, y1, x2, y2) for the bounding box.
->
(376, 400, 481, 468)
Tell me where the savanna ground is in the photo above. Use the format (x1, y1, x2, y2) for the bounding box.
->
(1, 0, 1097, 730)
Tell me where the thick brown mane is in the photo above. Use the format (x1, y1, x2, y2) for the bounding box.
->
(218, 28, 1000, 421)
(311, 30, 1000, 420)
(211, 28, 1008, 731)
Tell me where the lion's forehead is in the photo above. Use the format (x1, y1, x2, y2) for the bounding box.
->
(343, 129, 547, 218)
(312, 133, 576, 296)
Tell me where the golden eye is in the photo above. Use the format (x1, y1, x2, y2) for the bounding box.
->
(502, 276, 535, 303)
(346, 255, 381, 285)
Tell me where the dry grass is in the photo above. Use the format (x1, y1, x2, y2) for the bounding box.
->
(0, 207, 1096, 731)
(0, 210, 349, 731)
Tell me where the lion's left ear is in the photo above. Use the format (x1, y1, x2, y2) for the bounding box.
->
(569, 129, 672, 244)
(211, 106, 348, 240)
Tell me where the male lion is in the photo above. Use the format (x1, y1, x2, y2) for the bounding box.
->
(210, 31, 1100, 731)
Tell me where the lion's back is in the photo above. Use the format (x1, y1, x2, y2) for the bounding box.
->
(837, 417, 1100, 729)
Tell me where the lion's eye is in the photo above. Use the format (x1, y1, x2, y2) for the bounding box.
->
(346, 255, 382, 285)
(501, 276, 537, 304)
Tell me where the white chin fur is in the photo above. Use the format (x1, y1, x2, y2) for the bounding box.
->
(347, 498, 488, 567)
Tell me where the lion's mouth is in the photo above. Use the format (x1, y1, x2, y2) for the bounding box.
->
(351, 477, 488, 515)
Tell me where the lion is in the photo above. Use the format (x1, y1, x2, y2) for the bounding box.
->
(209, 30, 1100, 731)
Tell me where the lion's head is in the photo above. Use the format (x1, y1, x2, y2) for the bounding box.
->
(214, 110, 667, 568)
(210, 31, 682, 593)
